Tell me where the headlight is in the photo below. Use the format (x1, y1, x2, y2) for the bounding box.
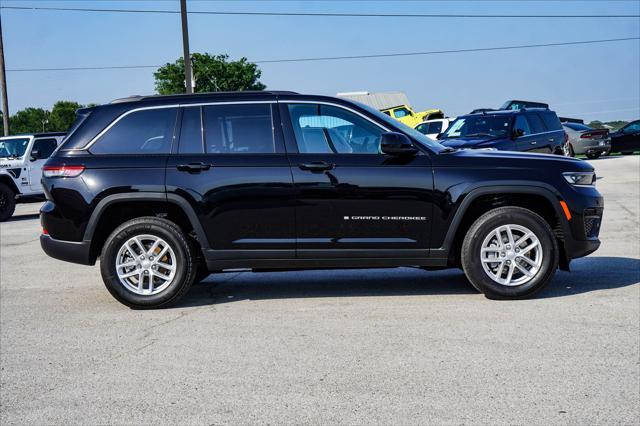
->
(563, 171, 596, 186)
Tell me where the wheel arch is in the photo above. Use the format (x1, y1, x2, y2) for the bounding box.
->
(0, 174, 20, 194)
(84, 193, 209, 262)
(436, 184, 570, 270)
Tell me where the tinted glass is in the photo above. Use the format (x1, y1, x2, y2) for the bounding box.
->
(394, 108, 410, 118)
(444, 115, 512, 139)
(513, 115, 531, 135)
(203, 104, 274, 153)
(351, 101, 445, 152)
(527, 113, 546, 134)
(415, 123, 429, 134)
(32, 138, 58, 158)
(623, 121, 640, 133)
(540, 111, 562, 131)
(0, 137, 30, 158)
(428, 121, 443, 134)
(288, 104, 384, 154)
(91, 108, 177, 154)
(564, 123, 591, 131)
(178, 107, 203, 153)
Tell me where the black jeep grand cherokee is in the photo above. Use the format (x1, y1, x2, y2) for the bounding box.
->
(40, 91, 603, 308)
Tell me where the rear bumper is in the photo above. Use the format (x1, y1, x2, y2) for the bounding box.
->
(40, 234, 94, 265)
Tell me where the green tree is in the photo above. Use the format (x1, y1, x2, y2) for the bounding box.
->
(9, 108, 49, 134)
(154, 53, 266, 95)
(49, 101, 83, 132)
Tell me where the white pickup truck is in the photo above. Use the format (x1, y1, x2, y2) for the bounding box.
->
(0, 132, 66, 221)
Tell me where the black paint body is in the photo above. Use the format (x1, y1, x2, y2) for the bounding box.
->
(40, 92, 602, 271)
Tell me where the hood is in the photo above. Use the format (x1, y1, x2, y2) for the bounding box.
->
(440, 137, 503, 149)
(440, 147, 592, 171)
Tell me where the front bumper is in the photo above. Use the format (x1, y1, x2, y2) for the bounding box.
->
(561, 188, 604, 260)
(40, 234, 94, 265)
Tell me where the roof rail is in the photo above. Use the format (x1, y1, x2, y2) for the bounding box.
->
(110, 91, 299, 104)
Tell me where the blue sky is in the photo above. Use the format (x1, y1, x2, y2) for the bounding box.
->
(2, 0, 639, 122)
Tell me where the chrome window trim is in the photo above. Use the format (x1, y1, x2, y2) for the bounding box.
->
(73, 100, 276, 151)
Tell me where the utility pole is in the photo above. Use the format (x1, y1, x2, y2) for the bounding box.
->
(180, 0, 194, 94)
(0, 14, 10, 136)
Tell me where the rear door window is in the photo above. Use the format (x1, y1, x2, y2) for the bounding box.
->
(514, 115, 532, 135)
(540, 111, 563, 131)
(202, 103, 276, 153)
(90, 107, 178, 154)
(527, 113, 547, 134)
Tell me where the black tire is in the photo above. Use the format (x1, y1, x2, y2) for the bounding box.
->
(0, 183, 16, 222)
(100, 216, 197, 309)
(586, 152, 601, 159)
(461, 206, 559, 299)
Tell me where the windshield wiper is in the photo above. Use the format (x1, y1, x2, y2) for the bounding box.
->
(464, 133, 493, 138)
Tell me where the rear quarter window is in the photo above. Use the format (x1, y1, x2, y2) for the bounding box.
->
(90, 107, 178, 154)
(541, 111, 563, 131)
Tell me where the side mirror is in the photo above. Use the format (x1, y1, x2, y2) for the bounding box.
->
(511, 128, 525, 139)
(30, 149, 41, 161)
(380, 132, 418, 156)
(436, 133, 444, 140)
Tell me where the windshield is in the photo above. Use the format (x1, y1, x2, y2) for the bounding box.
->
(443, 115, 511, 139)
(0, 137, 31, 158)
(353, 101, 446, 153)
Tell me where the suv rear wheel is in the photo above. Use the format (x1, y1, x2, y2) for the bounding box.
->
(100, 217, 197, 309)
(461, 206, 558, 299)
(0, 183, 16, 222)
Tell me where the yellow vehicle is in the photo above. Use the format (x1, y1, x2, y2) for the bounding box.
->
(381, 105, 444, 128)
(336, 91, 443, 128)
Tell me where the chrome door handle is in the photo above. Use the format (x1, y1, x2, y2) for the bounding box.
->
(530, 141, 537, 145)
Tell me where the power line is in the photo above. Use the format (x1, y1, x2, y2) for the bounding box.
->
(1, 5, 639, 18)
(6, 37, 639, 72)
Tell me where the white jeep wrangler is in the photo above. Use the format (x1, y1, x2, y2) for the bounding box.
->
(0, 132, 66, 221)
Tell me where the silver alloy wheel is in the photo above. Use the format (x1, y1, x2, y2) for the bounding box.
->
(562, 142, 571, 156)
(115, 234, 177, 295)
(480, 224, 543, 286)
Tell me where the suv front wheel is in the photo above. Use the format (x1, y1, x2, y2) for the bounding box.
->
(100, 217, 197, 309)
(461, 206, 559, 299)
(0, 183, 16, 222)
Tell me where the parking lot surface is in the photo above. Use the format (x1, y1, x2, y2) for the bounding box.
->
(1, 155, 639, 425)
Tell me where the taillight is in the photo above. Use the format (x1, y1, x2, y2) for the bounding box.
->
(42, 165, 85, 178)
(580, 130, 607, 139)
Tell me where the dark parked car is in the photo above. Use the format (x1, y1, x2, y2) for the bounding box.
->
(610, 120, 640, 154)
(40, 91, 602, 308)
(439, 109, 567, 155)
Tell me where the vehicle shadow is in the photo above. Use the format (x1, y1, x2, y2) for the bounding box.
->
(175, 256, 639, 308)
